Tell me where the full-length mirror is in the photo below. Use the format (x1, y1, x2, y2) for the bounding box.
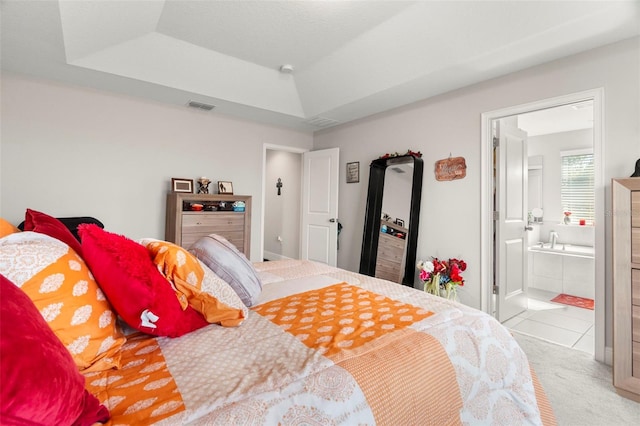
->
(359, 154, 423, 286)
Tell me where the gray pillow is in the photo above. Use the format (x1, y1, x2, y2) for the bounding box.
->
(188, 234, 262, 307)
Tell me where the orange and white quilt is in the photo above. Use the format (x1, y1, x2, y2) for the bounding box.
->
(85, 260, 555, 425)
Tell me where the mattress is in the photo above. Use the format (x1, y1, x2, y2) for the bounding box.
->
(84, 259, 555, 425)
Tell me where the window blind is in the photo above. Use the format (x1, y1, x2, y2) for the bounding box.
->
(561, 152, 594, 225)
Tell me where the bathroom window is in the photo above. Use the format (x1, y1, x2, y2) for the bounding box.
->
(561, 149, 594, 225)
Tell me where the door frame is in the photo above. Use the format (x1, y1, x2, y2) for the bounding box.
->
(261, 143, 308, 262)
(480, 88, 606, 363)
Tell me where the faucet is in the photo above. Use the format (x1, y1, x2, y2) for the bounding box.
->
(549, 230, 559, 248)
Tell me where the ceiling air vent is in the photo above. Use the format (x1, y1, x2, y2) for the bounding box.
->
(187, 100, 215, 111)
(304, 116, 340, 129)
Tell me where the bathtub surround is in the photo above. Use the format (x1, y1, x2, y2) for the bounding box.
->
(527, 221, 595, 299)
(529, 244, 594, 300)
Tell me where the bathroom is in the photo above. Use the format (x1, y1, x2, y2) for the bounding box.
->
(503, 102, 596, 354)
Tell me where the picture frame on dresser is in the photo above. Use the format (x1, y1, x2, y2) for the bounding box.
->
(171, 178, 194, 193)
(218, 181, 233, 194)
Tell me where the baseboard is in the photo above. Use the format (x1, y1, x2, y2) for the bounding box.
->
(263, 251, 292, 261)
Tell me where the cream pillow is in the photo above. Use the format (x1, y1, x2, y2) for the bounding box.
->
(0, 232, 126, 372)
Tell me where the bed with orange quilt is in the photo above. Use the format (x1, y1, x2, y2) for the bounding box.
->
(0, 214, 554, 425)
(82, 258, 554, 425)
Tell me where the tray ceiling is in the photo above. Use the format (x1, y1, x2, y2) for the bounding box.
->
(2, 0, 639, 132)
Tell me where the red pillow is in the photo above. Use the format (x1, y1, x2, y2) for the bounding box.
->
(23, 208, 84, 257)
(78, 224, 209, 337)
(0, 274, 110, 425)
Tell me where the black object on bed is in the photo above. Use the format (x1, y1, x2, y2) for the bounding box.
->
(18, 217, 104, 241)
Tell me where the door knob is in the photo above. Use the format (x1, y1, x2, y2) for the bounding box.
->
(329, 218, 338, 223)
(524, 225, 533, 231)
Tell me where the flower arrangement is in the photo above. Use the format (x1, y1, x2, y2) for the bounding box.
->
(417, 257, 466, 300)
(379, 149, 422, 159)
(563, 211, 571, 225)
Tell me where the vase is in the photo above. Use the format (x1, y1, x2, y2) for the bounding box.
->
(564, 215, 571, 225)
(444, 282, 458, 301)
(425, 273, 441, 296)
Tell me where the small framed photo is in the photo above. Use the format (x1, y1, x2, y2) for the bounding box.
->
(346, 161, 360, 183)
(394, 218, 405, 228)
(218, 181, 233, 194)
(171, 178, 194, 193)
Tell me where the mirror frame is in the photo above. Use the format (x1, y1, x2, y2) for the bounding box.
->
(359, 154, 424, 286)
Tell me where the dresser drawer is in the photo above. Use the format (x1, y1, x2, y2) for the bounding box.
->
(633, 229, 640, 264)
(632, 191, 640, 228)
(181, 232, 245, 252)
(634, 341, 640, 379)
(375, 260, 402, 282)
(181, 213, 245, 250)
(182, 213, 244, 232)
(634, 269, 640, 307)
(634, 305, 640, 343)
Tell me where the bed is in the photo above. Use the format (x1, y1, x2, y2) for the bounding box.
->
(0, 212, 555, 425)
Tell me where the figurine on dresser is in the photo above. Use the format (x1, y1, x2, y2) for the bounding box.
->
(631, 159, 640, 177)
(197, 177, 211, 194)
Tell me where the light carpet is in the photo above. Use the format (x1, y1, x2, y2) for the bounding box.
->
(513, 332, 640, 425)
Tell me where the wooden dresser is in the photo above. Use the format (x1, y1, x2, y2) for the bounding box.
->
(165, 193, 251, 257)
(375, 220, 408, 283)
(612, 177, 640, 402)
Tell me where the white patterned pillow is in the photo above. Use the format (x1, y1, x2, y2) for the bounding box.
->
(0, 232, 126, 372)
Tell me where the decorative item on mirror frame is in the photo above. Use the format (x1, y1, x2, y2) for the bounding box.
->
(346, 161, 359, 183)
(218, 181, 233, 195)
(171, 178, 194, 193)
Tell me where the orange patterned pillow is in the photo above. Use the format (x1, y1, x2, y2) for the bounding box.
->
(0, 218, 20, 238)
(0, 232, 126, 372)
(140, 239, 247, 326)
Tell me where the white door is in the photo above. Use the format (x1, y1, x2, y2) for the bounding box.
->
(301, 148, 339, 266)
(495, 119, 529, 322)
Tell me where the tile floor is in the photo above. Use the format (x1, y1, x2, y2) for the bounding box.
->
(503, 288, 595, 355)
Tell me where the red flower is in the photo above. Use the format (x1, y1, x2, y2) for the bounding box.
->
(450, 258, 467, 272)
(450, 263, 464, 284)
(433, 258, 447, 274)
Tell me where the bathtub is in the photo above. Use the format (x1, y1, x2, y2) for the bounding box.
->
(528, 243, 594, 299)
(528, 243, 594, 258)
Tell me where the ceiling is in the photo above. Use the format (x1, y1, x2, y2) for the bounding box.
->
(518, 101, 594, 137)
(2, 1, 639, 133)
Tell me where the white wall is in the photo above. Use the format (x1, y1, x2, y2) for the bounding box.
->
(528, 128, 593, 225)
(264, 150, 302, 260)
(314, 36, 640, 350)
(0, 74, 314, 261)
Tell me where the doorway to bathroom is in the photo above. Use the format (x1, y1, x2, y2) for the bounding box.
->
(480, 89, 605, 362)
(506, 102, 596, 355)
